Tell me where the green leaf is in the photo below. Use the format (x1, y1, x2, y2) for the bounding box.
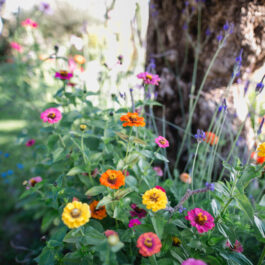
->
(254, 215, 265, 238)
(235, 193, 254, 224)
(154, 152, 169, 162)
(37, 247, 55, 265)
(53, 147, 66, 162)
(132, 137, 147, 146)
(67, 167, 84, 176)
(85, 186, 106, 196)
(220, 252, 253, 265)
(141, 150, 153, 159)
(97, 195, 113, 209)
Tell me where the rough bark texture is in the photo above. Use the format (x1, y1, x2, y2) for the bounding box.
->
(146, 0, 265, 168)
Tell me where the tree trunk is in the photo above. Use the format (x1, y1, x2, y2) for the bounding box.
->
(146, 0, 265, 169)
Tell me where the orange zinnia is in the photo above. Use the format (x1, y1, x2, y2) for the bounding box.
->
(89, 200, 107, 220)
(120, 112, 145, 127)
(256, 156, 265, 165)
(74, 54, 86, 64)
(180, 173, 192, 184)
(204, 132, 219, 145)
(100, 169, 125, 189)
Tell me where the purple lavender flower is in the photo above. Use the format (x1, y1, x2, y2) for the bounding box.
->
(256, 82, 264, 93)
(217, 33, 223, 42)
(205, 182, 214, 191)
(39, 2, 52, 15)
(178, 206, 187, 213)
(218, 99, 227, 112)
(244, 80, 250, 96)
(205, 28, 211, 36)
(194, 129, 206, 143)
(149, 58, 156, 69)
(183, 22, 188, 30)
(257, 117, 264, 135)
(223, 21, 230, 31)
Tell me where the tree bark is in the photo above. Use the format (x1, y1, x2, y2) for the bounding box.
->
(146, 0, 265, 168)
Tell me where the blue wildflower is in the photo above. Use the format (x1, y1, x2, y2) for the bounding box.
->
(256, 82, 264, 93)
(16, 163, 24, 169)
(1, 172, 7, 178)
(194, 129, 206, 143)
(7, 170, 14, 175)
(178, 206, 187, 213)
(205, 182, 214, 191)
(4, 153, 9, 158)
(257, 117, 264, 135)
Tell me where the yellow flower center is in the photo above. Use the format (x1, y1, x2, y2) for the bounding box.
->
(144, 237, 153, 248)
(172, 237, 181, 247)
(108, 174, 117, 184)
(71, 208, 81, 218)
(30, 179, 37, 187)
(159, 139, 166, 145)
(195, 212, 207, 225)
(146, 74, 153, 80)
(149, 192, 159, 202)
(59, 70, 68, 77)
(80, 124, 87, 131)
(129, 115, 138, 122)
(48, 113, 56, 119)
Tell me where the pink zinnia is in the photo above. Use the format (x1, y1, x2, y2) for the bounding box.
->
(137, 72, 160, 86)
(226, 240, 243, 253)
(185, 208, 215, 233)
(26, 176, 42, 189)
(26, 139, 35, 147)
(155, 185, 166, 193)
(10, 42, 23, 52)
(104, 230, 118, 238)
(181, 258, 207, 265)
(40, 108, 62, 124)
(136, 232, 162, 257)
(21, 18, 38, 28)
(128, 218, 141, 228)
(130, 204, 147, 219)
(155, 136, 169, 148)
(153, 166, 163, 176)
(55, 70, 73, 80)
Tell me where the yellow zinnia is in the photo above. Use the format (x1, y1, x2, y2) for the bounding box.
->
(257, 142, 265, 158)
(142, 188, 167, 212)
(62, 201, 91, 229)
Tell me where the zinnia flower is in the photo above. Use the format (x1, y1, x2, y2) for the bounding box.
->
(40, 108, 62, 124)
(142, 188, 168, 212)
(74, 54, 86, 64)
(257, 142, 265, 158)
(128, 218, 141, 228)
(256, 156, 265, 165)
(155, 136, 169, 148)
(10, 42, 23, 52)
(185, 208, 215, 233)
(181, 258, 207, 265)
(204, 132, 219, 145)
(136, 232, 162, 257)
(62, 201, 91, 229)
(55, 70, 73, 80)
(153, 166, 163, 176)
(21, 18, 38, 28)
(26, 139, 35, 147)
(137, 72, 160, 86)
(89, 200, 107, 220)
(105, 230, 118, 237)
(155, 185, 166, 193)
(172, 236, 181, 247)
(120, 112, 145, 127)
(130, 204, 147, 219)
(26, 176, 42, 189)
(180, 173, 192, 184)
(226, 240, 243, 253)
(100, 169, 125, 189)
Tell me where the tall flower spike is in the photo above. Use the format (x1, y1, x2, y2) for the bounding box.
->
(194, 129, 206, 143)
(257, 118, 264, 135)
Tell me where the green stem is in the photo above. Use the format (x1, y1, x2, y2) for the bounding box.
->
(58, 133, 66, 148)
(215, 196, 234, 223)
(191, 143, 200, 204)
(257, 245, 265, 265)
(149, 255, 158, 265)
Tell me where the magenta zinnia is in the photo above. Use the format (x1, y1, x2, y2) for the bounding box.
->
(226, 240, 243, 253)
(137, 72, 160, 85)
(21, 18, 38, 28)
(55, 70, 73, 80)
(181, 258, 207, 265)
(40, 108, 62, 124)
(185, 208, 215, 233)
(155, 136, 169, 148)
(136, 232, 162, 257)
(130, 204, 147, 219)
(26, 139, 36, 147)
(153, 166, 163, 176)
(10, 42, 23, 52)
(128, 218, 141, 228)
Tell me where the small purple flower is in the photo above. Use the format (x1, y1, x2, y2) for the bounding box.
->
(178, 206, 187, 213)
(257, 117, 264, 135)
(149, 58, 156, 69)
(217, 33, 223, 42)
(223, 21, 229, 31)
(128, 218, 141, 228)
(256, 82, 264, 93)
(205, 182, 215, 191)
(244, 80, 250, 96)
(39, 2, 52, 15)
(183, 22, 188, 30)
(218, 99, 227, 112)
(205, 28, 211, 36)
(194, 129, 206, 143)
(130, 204, 147, 219)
